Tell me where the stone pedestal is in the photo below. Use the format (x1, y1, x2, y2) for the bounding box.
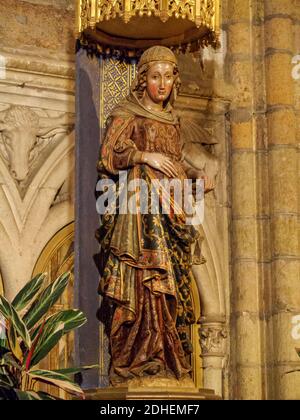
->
(84, 387, 220, 401)
(84, 375, 220, 400)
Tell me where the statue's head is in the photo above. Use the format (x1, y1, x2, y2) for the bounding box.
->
(132, 46, 181, 106)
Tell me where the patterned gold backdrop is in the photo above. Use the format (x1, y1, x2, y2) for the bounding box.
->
(100, 58, 137, 127)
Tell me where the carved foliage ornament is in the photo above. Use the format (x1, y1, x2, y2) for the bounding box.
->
(199, 324, 227, 356)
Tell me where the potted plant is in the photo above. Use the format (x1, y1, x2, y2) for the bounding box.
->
(0, 272, 95, 400)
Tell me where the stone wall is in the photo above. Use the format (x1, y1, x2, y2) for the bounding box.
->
(0, 0, 75, 299)
(0, 0, 74, 53)
(222, 0, 300, 400)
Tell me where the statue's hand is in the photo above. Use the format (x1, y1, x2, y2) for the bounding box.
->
(142, 152, 179, 178)
(194, 171, 216, 193)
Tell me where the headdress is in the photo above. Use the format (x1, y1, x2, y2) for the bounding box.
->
(138, 46, 178, 69)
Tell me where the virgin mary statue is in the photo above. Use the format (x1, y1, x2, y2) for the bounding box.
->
(96, 46, 211, 386)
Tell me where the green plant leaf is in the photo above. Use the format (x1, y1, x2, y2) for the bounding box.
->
(1, 352, 21, 370)
(0, 374, 13, 388)
(52, 365, 98, 376)
(0, 297, 10, 319)
(0, 385, 18, 400)
(0, 314, 6, 341)
(0, 339, 8, 351)
(24, 319, 46, 371)
(7, 321, 23, 362)
(28, 322, 65, 368)
(31, 310, 87, 341)
(0, 296, 31, 349)
(0, 366, 15, 388)
(12, 273, 47, 312)
(28, 369, 84, 397)
(36, 391, 59, 400)
(15, 390, 42, 400)
(0, 313, 8, 350)
(29, 310, 86, 367)
(23, 273, 70, 330)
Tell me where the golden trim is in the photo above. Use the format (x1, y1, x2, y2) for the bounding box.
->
(0, 270, 4, 296)
(190, 271, 202, 388)
(32, 223, 75, 277)
(214, 0, 221, 37)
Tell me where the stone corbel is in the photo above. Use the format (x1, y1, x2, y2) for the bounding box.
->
(199, 317, 227, 356)
(198, 316, 227, 398)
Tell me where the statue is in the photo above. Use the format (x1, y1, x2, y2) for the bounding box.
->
(96, 46, 215, 387)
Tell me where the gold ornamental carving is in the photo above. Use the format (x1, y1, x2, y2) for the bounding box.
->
(78, 1, 219, 31)
(76, 0, 220, 56)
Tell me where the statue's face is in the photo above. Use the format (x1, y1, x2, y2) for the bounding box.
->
(146, 62, 175, 104)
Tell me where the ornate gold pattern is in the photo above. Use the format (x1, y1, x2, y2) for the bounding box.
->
(77, 0, 220, 33)
(169, 0, 194, 20)
(79, 0, 93, 30)
(130, 0, 161, 21)
(100, 59, 136, 127)
(98, 0, 124, 21)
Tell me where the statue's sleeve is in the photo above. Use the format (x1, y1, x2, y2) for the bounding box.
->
(99, 116, 141, 175)
(112, 120, 141, 170)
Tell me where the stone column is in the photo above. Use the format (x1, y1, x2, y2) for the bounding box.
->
(75, 49, 101, 389)
(226, 0, 266, 399)
(264, 0, 300, 400)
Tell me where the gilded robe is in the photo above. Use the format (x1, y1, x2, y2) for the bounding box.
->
(96, 94, 200, 385)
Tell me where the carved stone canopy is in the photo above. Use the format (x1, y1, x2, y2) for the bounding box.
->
(77, 0, 220, 58)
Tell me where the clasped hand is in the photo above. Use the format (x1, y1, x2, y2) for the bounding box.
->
(142, 152, 179, 178)
(194, 172, 215, 194)
(141, 152, 215, 193)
